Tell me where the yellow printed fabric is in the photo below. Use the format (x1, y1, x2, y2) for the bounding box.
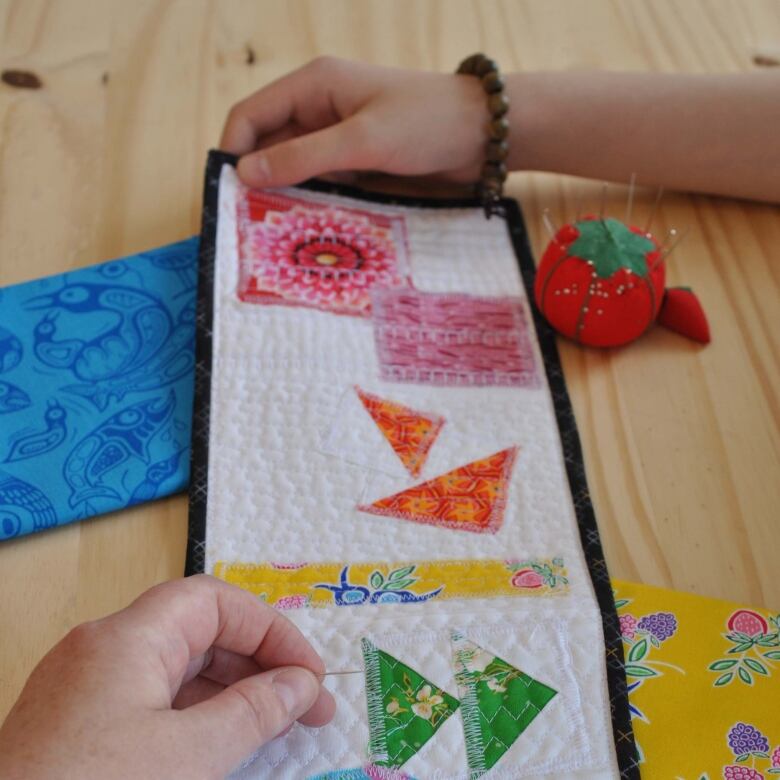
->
(614, 579, 780, 779)
(214, 558, 568, 608)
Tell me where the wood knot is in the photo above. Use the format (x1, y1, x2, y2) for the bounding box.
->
(1, 69, 43, 89)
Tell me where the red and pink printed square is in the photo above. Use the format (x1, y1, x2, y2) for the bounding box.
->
(237, 187, 411, 316)
(372, 289, 541, 388)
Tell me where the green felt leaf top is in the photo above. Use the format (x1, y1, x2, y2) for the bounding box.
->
(568, 218, 655, 279)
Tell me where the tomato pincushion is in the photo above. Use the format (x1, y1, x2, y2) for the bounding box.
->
(535, 216, 666, 347)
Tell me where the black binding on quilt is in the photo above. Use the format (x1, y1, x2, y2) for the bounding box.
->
(186, 149, 640, 778)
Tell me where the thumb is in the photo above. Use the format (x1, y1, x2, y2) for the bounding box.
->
(236, 118, 375, 188)
(177, 666, 321, 775)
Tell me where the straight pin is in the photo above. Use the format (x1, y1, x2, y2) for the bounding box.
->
(644, 186, 665, 236)
(542, 208, 559, 240)
(659, 227, 679, 254)
(648, 226, 688, 272)
(599, 182, 608, 221)
(625, 173, 636, 226)
(318, 670, 363, 678)
(660, 226, 689, 261)
(574, 189, 585, 222)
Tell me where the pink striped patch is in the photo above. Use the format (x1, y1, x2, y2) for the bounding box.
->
(371, 289, 540, 388)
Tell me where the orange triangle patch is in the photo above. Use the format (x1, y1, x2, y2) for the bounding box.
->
(355, 387, 445, 478)
(357, 446, 518, 534)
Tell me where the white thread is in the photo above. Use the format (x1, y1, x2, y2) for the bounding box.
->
(451, 631, 487, 778)
(360, 638, 390, 765)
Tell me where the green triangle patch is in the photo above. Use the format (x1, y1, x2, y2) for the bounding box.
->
(451, 633, 558, 776)
(361, 638, 459, 768)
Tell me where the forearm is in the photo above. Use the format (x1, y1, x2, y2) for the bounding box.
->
(508, 71, 780, 203)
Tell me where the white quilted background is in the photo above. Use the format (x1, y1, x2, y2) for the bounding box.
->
(207, 166, 619, 779)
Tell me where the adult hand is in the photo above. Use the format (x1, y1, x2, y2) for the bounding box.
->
(0, 576, 336, 779)
(221, 57, 486, 189)
(222, 59, 780, 203)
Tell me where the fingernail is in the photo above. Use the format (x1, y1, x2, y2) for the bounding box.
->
(272, 668, 317, 717)
(240, 153, 271, 185)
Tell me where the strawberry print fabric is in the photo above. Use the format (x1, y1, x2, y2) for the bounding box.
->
(371, 289, 540, 387)
(355, 386, 444, 478)
(357, 447, 518, 534)
(614, 579, 780, 777)
(237, 188, 411, 316)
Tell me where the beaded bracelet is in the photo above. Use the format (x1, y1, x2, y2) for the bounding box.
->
(456, 53, 509, 218)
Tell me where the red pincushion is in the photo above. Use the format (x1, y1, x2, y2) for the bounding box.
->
(535, 216, 707, 347)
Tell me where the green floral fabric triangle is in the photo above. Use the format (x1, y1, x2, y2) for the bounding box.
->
(452, 633, 558, 776)
(361, 638, 459, 768)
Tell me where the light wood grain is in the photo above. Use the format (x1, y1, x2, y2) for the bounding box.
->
(1, 0, 778, 721)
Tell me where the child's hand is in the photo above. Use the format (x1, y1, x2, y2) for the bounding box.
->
(221, 57, 487, 188)
(0, 576, 336, 779)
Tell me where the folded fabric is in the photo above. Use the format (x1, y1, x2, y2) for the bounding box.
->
(614, 579, 780, 778)
(0, 238, 198, 540)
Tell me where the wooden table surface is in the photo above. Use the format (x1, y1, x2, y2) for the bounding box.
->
(1, 0, 778, 721)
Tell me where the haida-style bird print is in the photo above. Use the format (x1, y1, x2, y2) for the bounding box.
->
(27, 282, 178, 410)
(0, 470, 57, 539)
(142, 241, 198, 291)
(127, 445, 188, 506)
(0, 326, 23, 373)
(27, 284, 197, 412)
(63, 391, 176, 511)
(4, 400, 68, 464)
(0, 380, 31, 414)
(62, 302, 195, 412)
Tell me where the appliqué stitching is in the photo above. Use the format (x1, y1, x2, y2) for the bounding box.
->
(236, 187, 411, 316)
(354, 386, 444, 477)
(357, 446, 518, 534)
(371, 289, 540, 387)
(451, 632, 558, 777)
(361, 638, 459, 768)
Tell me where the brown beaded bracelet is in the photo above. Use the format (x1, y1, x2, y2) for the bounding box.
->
(456, 53, 509, 218)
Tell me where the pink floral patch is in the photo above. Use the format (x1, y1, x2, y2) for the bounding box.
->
(237, 188, 410, 316)
(371, 289, 540, 387)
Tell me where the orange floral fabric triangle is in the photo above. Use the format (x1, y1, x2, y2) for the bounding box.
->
(357, 446, 518, 534)
(355, 387, 445, 478)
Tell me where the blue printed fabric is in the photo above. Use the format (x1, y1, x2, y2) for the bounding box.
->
(0, 237, 199, 540)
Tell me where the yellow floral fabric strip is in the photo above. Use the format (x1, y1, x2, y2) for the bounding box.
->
(214, 558, 569, 609)
(614, 579, 780, 779)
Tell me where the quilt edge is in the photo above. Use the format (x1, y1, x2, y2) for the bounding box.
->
(184, 148, 639, 777)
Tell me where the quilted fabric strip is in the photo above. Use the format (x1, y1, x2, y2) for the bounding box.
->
(355, 386, 444, 478)
(213, 558, 570, 608)
(357, 447, 518, 534)
(361, 638, 459, 768)
(452, 632, 558, 776)
(189, 156, 635, 777)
